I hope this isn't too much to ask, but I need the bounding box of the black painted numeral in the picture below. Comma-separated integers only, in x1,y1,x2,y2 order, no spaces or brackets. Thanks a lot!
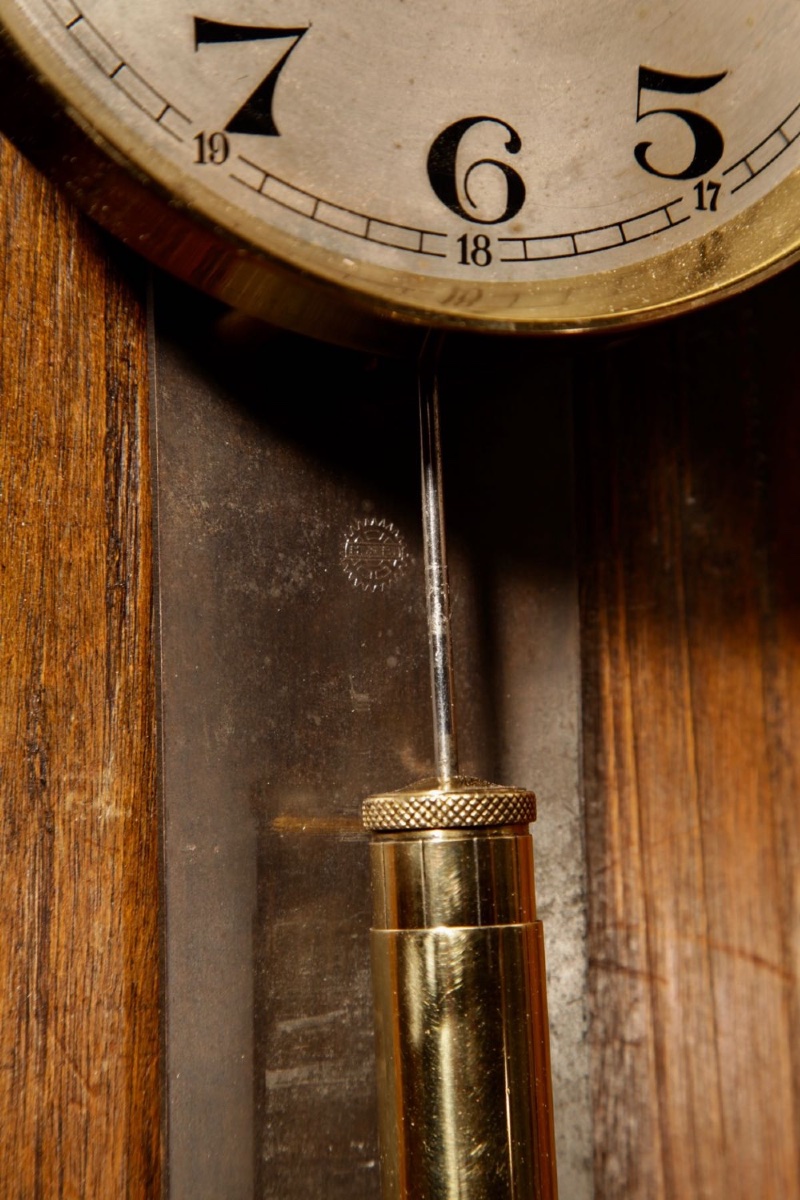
457,233,492,266
194,130,230,164
635,66,727,180
428,117,525,225
694,178,722,212
194,18,308,137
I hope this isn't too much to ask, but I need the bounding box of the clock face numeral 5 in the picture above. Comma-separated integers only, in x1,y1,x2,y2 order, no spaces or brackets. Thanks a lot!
634,67,727,180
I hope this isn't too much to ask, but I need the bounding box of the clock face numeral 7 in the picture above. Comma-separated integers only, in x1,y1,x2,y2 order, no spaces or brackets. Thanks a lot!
194,18,308,138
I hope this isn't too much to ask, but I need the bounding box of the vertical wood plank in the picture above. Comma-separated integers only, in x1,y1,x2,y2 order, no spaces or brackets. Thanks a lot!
577,269,800,1200
0,140,160,1196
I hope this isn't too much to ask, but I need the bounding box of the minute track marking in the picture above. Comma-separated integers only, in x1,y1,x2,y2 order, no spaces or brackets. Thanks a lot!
43,0,191,140
724,97,800,193
231,154,449,260
229,151,693,268
498,196,689,265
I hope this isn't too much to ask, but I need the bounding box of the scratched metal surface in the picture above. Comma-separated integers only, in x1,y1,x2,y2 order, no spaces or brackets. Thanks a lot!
152,281,592,1200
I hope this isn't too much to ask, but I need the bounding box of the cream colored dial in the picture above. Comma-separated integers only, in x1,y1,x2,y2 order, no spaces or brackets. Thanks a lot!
0,0,798,333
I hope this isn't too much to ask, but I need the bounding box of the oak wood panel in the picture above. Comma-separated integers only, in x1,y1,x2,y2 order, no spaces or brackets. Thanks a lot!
577,269,800,1200
0,139,160,1196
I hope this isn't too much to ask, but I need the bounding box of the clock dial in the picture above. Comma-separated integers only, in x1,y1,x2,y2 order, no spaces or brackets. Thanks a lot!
0,0,798,331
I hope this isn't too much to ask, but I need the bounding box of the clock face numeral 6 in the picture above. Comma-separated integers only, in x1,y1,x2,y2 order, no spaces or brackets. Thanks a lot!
0,0,798,329
427,116,526,226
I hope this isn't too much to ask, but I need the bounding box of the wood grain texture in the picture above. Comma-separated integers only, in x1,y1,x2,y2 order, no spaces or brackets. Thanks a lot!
576,268,800,1200
0,139,160,1196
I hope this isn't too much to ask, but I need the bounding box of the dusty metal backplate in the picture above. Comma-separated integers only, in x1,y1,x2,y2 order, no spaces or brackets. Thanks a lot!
152,281,592,1200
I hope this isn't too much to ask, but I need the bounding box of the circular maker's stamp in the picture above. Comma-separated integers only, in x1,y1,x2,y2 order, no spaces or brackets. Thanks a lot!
342,517,408,592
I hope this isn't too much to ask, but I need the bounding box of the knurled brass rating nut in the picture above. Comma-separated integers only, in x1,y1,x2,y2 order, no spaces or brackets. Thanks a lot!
362,776,537,832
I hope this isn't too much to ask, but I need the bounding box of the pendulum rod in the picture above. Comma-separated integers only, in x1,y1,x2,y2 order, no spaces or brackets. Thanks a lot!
418,334,458,785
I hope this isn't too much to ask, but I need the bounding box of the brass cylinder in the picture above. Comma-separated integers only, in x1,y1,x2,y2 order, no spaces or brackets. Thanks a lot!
363,780,558,1200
